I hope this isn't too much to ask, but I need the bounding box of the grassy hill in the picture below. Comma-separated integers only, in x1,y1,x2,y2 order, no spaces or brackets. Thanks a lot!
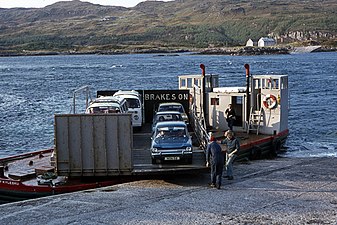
0,0,336,54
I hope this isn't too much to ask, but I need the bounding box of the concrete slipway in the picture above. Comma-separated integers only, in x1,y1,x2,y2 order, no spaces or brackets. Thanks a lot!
0,157,336,225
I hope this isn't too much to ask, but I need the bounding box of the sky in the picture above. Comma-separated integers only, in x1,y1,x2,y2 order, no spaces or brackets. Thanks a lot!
0,0,173,8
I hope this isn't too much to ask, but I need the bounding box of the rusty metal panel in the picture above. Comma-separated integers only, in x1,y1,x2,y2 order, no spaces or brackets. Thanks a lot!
80,116,94,175
55,114,133,177
68,116,82,174
118,115,133,170
54,115,69,174
105,115,119,172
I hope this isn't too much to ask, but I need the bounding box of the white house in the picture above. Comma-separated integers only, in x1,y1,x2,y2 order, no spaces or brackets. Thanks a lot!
258,37,276,47
246,39,257,46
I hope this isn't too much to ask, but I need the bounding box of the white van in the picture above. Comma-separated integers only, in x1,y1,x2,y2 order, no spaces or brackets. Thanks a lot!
113,90,143,129
86,96,128,114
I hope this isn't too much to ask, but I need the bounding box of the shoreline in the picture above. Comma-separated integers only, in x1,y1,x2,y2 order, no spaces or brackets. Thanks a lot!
1,46,336,57
0,156,336,224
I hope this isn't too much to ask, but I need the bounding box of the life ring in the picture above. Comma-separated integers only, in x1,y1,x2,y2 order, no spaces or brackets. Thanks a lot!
263,94,277,109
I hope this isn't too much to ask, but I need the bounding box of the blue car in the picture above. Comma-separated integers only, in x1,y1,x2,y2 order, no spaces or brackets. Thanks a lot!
151,121,193,164
152,111,183,132
157,102,189,124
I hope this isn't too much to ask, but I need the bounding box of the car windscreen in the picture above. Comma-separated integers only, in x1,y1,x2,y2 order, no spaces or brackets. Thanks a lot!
126,98,140,108
159,105,184,113
156,126,186,137
90,106,120,113
156,114,183,122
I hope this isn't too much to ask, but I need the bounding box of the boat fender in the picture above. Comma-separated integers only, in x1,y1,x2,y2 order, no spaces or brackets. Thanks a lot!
271,139,281,157
189,94,194,104
0,166,5,178
263,94,277,109
250,146,262,160
277,94,281,104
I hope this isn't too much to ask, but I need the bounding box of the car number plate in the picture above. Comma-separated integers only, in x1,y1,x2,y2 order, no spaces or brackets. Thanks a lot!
164,156,180,161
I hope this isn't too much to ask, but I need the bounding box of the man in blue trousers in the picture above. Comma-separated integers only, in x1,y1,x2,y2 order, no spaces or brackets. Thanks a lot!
206,135,224,189
221,130,240,180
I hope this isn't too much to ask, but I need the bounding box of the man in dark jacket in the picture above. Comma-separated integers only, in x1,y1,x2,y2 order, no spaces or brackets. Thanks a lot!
206,136,225,189
225,104,236,130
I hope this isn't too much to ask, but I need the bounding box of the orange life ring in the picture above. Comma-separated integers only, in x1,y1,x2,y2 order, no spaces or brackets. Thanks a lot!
263,94,277,109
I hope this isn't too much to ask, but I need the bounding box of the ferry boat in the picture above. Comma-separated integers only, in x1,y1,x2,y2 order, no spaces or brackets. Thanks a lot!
0,64,288,202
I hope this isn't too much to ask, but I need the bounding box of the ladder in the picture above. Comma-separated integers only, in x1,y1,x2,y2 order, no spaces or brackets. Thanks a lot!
247,107,264,135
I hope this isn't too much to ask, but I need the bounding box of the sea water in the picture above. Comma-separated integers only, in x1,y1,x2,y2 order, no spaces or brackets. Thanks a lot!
0,52,336,158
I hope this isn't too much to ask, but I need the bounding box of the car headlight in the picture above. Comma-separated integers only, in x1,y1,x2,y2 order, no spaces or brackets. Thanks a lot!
185,147,192,151
152,148,158,152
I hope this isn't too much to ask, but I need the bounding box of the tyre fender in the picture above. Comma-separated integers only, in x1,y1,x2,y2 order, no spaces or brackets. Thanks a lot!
250,146,262,160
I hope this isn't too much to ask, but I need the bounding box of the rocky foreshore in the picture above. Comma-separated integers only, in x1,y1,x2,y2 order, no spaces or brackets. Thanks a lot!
197,46,291,55
1,157,336,224
1,46,336,57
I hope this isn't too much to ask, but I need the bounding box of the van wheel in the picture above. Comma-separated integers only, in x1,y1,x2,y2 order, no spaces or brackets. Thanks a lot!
133,127,142,132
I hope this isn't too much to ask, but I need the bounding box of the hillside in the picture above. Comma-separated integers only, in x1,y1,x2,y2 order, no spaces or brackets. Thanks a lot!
0,0,336,54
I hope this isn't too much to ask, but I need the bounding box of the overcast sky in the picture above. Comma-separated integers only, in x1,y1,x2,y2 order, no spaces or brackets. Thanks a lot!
0,0,173,8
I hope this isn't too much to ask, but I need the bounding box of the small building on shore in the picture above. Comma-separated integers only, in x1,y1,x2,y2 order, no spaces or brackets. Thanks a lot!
258,37,276,47
246,39,257,47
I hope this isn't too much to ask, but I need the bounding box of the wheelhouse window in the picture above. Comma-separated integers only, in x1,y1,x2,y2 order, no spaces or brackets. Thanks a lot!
180,78,186,88
187,78,193,88
211,98,219,105
194,78,200,87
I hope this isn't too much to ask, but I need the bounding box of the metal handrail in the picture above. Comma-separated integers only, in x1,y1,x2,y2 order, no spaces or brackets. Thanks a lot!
189,85,209,150
72,85,91,114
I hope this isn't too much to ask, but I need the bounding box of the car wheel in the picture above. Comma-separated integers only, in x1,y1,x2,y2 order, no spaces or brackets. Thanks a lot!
151,158,157,164
186,158,193,164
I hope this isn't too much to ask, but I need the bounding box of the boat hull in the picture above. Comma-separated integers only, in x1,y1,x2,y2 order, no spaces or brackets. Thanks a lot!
0,176,122,202
238,129,289,160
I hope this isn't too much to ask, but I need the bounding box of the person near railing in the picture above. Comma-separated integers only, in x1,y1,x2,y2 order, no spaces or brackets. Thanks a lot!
225,104,236,130
221,130,240,180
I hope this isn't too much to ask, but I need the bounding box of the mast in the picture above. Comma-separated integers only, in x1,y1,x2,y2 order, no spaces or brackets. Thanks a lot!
200,64,208,126
244,64,250,122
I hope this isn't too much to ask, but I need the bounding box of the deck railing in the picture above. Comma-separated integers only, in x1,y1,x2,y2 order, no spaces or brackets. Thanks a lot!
189,94,209,150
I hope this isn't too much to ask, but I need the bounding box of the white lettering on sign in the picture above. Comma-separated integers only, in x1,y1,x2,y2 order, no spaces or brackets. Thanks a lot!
0,180,20,186
144,93,188,101
178,94,188,100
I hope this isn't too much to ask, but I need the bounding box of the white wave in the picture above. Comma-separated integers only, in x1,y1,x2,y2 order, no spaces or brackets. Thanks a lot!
0,94,26,109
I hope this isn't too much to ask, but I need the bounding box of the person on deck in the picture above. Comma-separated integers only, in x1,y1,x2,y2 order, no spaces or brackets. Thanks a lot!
225,104,236,131
206,136,225,189
221,130,240,180
156,130,165,138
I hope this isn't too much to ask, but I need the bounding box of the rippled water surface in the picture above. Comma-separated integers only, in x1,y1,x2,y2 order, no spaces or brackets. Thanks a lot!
0,52,336,158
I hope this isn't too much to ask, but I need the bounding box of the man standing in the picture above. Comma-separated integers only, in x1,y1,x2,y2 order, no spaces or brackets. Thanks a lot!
222,130,240,180
225,104,236,130
206,136,225,189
